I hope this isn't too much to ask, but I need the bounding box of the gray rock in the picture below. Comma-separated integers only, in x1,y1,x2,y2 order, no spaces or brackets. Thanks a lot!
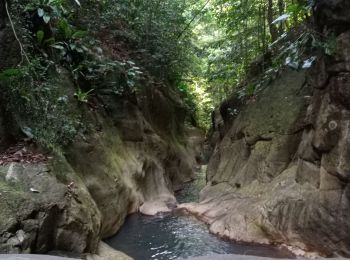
181,60,350,256
0,82,202,256
86,242,133,260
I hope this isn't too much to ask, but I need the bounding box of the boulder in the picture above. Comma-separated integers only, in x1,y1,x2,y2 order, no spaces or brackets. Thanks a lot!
0,162,101,254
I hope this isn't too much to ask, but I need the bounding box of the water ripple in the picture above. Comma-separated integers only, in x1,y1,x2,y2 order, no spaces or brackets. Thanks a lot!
106,166,294,260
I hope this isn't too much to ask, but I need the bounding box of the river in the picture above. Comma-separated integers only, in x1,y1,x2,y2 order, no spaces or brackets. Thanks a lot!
105,166,295,260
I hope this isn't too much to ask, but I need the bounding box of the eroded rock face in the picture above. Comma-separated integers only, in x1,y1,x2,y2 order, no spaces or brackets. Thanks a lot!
180,69,316,251
0,0,200,256
0,163,101,254
181,37,350,257
0,83,200,254
314,0,350,34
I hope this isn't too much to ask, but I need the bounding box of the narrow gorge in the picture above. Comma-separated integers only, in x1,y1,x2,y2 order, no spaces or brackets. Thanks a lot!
0,0,350,259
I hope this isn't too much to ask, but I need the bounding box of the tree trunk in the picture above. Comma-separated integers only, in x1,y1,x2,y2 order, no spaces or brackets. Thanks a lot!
0,0,7,29
278,0,285,34
292,0,298,25
267,0,278,42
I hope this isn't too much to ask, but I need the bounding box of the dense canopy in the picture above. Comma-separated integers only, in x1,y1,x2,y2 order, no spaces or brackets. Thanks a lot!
1,0,316,143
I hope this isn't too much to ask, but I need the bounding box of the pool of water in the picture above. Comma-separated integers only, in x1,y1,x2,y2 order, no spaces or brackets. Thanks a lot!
105,166,295,260
176,165,207,204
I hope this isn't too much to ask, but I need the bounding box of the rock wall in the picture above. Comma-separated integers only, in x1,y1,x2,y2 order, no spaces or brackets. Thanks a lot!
180,3,350,256
0,77,199,255
0,56,200,258
0,3,203,255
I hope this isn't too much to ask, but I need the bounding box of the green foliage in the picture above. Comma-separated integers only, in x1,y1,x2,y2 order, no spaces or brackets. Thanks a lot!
0,59,82,148
177,82,197,116
286,0,312,26
245,84,257,98
313,33,337,56
2,0,206,144
172,0,318,130
74,88,93,103
4,0,319,135
176,80,213,130
197,0,312,106
98,0,198,84
24,0,66,24
1,0,97,147
36,30,45,43
0,69,21,80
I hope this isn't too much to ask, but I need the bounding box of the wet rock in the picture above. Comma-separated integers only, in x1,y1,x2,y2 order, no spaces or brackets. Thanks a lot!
87,242,133,260
139,199,174,216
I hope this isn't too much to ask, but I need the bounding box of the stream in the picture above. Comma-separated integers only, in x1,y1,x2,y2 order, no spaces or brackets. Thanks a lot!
106,166,295,260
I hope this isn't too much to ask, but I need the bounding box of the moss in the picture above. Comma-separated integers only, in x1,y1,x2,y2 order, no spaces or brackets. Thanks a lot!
1,64,83,149
239,70,308,136
253,140,272,154
0,180,26,232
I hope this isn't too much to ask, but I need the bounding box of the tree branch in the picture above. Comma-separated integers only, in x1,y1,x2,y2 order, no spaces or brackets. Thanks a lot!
177,0,211,40
5,0,30,65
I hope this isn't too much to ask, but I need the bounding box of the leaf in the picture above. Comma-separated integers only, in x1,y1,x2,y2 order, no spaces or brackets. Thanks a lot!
95,47,103,54
50,43,65,50
36,30,45,43
0,68,20,80
74,0,81,6
24,3,36,12
76,47,84,53
58,19,72,39
44,37,55,45
72,30,87,39
21,126,34,139
43,15,51,24
272,14,290,24
37,8,44,17
69,43,76,50
74,88,94,103
285,57,299,69
302,56,317,69
30,188,40,193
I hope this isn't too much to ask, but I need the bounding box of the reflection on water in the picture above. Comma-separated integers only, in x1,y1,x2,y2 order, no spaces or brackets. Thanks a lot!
106,213,294,260
106,166,295,260
175,165,207,204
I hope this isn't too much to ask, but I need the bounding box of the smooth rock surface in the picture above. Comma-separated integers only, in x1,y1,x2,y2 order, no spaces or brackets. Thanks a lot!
0,76,202,254
181,59,350,256
86,242,133,260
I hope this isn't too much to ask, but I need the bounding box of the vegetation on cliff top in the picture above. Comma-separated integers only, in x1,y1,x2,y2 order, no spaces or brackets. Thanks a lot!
0,0,202,147
0,0,331,147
